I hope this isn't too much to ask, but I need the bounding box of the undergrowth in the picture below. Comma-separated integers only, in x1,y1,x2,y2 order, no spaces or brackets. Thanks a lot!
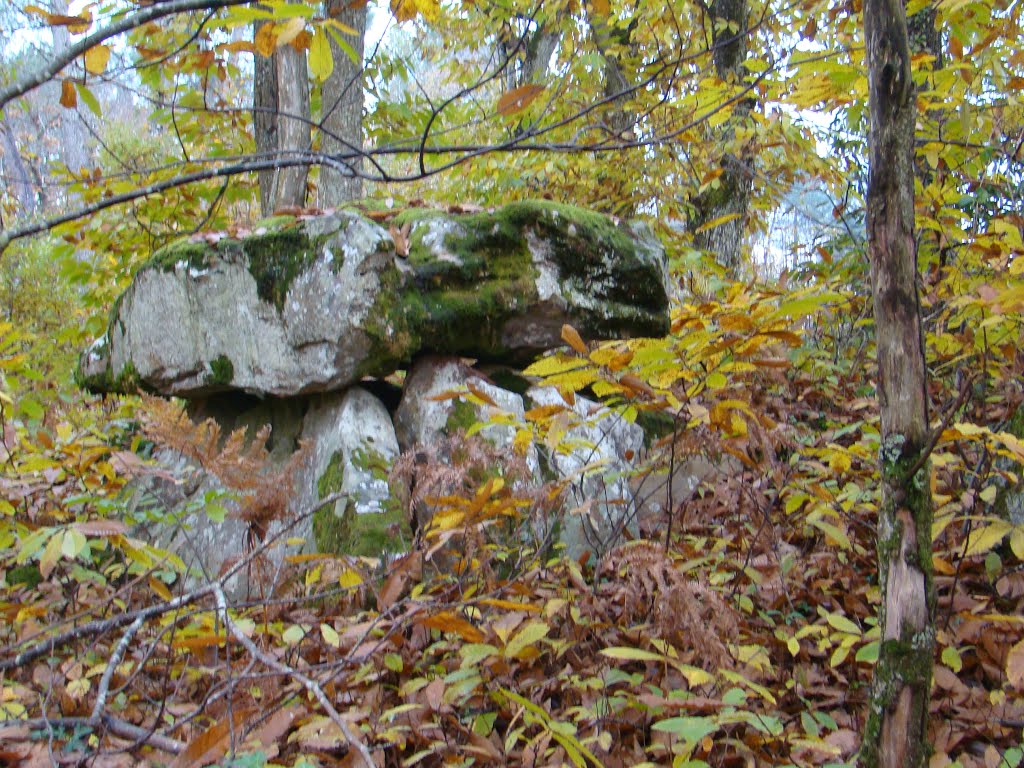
1,255,1023,768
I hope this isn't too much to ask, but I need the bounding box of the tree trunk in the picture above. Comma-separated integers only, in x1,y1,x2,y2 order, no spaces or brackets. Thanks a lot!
319,0,366,207
49,0,90,177
688,0,753,274
253,38,311,215
0,115,37,217
859,0,935,763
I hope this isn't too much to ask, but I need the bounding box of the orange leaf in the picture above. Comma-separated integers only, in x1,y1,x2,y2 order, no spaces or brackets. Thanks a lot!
620,373,654,398
59,79,77,109
24,5,91,32
467,381,498,408
419,611,485,642
254,22,276,57
496,84,546,117
217,40,255,54
561,324,588,355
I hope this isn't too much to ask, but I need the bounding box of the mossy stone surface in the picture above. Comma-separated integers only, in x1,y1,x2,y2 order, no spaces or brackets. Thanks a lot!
312,450,411,558
79,201,669,398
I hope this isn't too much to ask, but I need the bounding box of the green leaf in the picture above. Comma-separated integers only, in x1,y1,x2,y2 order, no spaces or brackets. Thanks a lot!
651,716,719,743
825,612,861,635
321,623,340,648
460,643,499,666
74,83,102,117
855,641,880,664
941,645,962,673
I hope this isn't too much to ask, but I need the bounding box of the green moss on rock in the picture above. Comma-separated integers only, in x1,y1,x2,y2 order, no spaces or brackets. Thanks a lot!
312,450,411,557
445,398,479,434
244,227,318,312
148,238,215,272
208,355,234,386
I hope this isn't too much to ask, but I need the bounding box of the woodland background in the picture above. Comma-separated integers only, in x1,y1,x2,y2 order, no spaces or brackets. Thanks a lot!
0,0,1023,766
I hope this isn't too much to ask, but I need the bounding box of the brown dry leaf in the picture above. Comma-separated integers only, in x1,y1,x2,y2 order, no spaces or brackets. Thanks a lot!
424,678,445,711
291,715,348,751
253,707,303,749
71,519,128,536
620,373,655,398
170,707,255,768
389,222,411,257
377,551,422,610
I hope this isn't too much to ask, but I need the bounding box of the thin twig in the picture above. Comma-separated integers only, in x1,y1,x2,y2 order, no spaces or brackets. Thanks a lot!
211,585,376,768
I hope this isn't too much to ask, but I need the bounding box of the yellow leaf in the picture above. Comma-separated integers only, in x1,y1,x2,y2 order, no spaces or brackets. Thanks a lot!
504,620,550,658
309,27,333,80
561,324,589,355
84,44,110,75
338,567,363,588
496,83,546,117
149,576,172,601
592,0,610,13
523,354,585,378
391,0,438,22
1011,527,1024,561
694,212,740,234
1007,638,1024,687
965,520,1013,557
39,531,62,579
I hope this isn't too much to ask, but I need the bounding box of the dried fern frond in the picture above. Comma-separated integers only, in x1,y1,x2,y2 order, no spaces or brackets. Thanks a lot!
139,395,308,538
595,540,739,671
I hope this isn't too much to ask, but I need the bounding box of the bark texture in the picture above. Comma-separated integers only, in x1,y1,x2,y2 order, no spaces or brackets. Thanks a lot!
0,115,37,216
49,0,90,177
860,0,935,763
689,0,753,274
319,0,366,207
253,40,311,215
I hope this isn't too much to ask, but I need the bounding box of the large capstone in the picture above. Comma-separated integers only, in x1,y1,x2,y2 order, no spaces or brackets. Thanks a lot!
78,201,670,398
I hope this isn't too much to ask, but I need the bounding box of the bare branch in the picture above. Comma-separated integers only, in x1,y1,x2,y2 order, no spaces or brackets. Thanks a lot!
0,0,252,112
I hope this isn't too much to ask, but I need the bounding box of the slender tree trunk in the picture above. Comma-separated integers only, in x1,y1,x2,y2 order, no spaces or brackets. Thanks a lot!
253,38,310,215
49,0,90,177
688,0,754,275
859,0,935,763
0,115,37,217
319,0,366,207
588,14,639,215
